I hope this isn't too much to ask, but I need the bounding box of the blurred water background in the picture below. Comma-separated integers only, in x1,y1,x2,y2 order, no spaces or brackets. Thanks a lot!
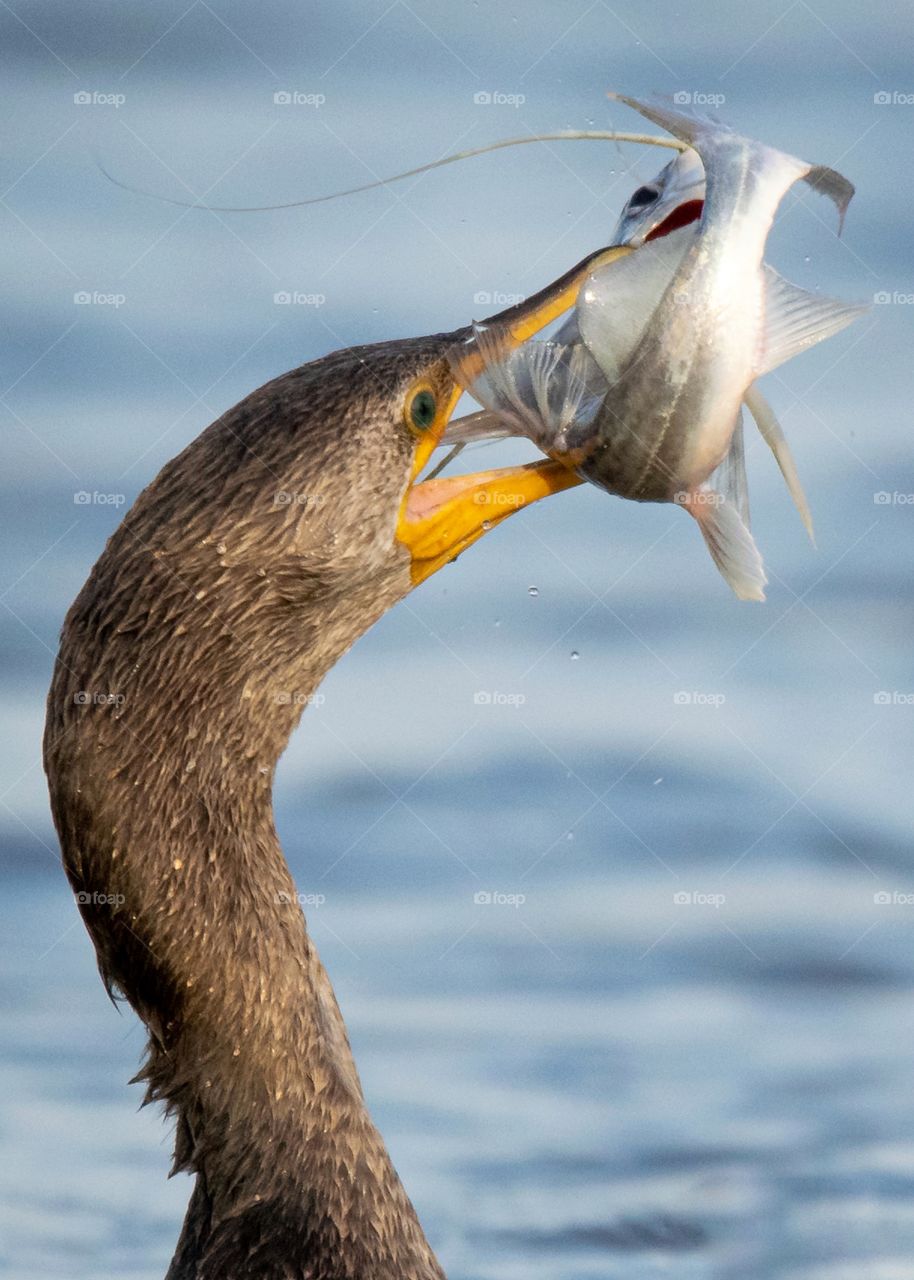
2,2,914,1277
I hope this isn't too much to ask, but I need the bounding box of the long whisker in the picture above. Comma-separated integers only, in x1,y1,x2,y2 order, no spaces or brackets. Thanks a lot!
95,131,687,213
424,442,466,481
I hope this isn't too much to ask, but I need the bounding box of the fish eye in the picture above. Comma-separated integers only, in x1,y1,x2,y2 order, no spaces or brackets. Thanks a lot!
405,385,437,434
628,185,659,209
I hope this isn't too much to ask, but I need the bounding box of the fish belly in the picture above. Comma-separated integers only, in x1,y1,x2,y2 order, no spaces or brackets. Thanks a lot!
575,332,751,504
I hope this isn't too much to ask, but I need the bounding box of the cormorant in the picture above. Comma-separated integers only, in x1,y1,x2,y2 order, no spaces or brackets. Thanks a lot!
44,247,624,1279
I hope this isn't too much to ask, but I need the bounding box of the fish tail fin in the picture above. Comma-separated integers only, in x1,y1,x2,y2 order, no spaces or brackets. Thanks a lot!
759,266,869,375
683,488,768,602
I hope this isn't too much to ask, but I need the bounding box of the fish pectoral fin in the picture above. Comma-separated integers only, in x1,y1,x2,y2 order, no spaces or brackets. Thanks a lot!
759,266,868,376
521,340,606,437
449,325,554,445
684,487,767,602
453,328,606,451
706,410,750,528
744,383,815,545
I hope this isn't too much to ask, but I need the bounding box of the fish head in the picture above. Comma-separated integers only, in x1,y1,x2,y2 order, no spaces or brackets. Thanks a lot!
608,92,855,236
612,146,705,247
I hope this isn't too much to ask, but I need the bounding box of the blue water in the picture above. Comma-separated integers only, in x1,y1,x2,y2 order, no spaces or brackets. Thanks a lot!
2,2,914,1277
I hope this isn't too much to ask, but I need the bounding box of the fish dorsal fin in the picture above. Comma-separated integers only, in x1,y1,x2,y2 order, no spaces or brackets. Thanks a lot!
744,383,815,544
758,266,868,377
684,486,767,602
706,411,750,529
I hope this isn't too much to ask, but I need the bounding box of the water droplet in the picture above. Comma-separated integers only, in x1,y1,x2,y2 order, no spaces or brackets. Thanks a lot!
804,255,811,263
215,542,226,555
653,777,664,786
528,585,539,597
570,650,579,661
566,831,574,842
494,619,501,628
482,519,491,531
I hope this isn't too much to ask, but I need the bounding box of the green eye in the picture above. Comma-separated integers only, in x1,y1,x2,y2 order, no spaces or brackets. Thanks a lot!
407,387,437,433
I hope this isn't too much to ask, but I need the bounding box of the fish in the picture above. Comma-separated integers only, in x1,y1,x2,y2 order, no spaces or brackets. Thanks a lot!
446,94,868,601
559,140,816,552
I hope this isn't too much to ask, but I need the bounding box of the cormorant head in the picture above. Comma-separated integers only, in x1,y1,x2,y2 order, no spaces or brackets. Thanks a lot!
110,251,614,619
49,249,627,768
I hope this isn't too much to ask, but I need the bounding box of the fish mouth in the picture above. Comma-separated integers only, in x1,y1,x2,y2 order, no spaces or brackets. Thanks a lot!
645,197,704,241
396,245,634,585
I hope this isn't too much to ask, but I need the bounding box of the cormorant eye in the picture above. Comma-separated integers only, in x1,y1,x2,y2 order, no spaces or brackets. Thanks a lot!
628,185,659,209
406,386,437,433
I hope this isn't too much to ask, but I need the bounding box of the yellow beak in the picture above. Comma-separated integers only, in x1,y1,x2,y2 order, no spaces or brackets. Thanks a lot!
397,243,633,584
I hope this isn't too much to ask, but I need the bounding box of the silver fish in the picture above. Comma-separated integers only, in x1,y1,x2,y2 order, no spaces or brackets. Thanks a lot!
448,95,868,601
561,143,817,550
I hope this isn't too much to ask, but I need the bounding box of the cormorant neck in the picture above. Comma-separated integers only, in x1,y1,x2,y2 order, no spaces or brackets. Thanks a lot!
45,558,444,1280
